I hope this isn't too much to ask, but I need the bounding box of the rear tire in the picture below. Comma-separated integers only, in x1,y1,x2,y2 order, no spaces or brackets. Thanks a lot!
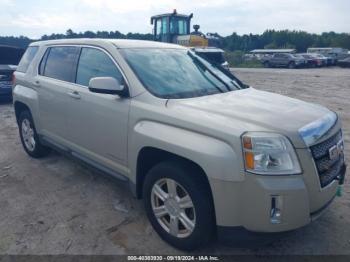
18,110,50,158
263,62,270,68
143,160,215,251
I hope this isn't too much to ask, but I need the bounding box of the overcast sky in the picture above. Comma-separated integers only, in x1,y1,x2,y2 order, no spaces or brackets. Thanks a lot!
0,0,349,38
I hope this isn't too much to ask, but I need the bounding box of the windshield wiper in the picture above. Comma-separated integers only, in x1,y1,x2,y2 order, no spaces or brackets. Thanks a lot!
212,62,248,89
188,51,231,92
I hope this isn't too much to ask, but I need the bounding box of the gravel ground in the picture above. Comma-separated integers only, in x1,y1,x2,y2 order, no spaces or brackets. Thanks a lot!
0,68,349,255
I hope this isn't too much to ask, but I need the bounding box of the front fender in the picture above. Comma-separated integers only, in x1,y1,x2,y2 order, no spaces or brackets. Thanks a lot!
129,120,242,184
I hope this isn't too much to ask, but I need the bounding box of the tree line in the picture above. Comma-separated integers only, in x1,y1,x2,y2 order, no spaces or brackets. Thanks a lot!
222,30,350,52
0,29,349,52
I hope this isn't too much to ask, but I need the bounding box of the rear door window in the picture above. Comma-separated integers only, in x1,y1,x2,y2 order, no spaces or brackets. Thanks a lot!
42,46,80,82
76,47,123,87
17,46,39,73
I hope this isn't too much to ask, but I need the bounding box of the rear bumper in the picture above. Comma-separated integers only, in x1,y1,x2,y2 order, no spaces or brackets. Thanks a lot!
0,92,12,101
0,84,13,100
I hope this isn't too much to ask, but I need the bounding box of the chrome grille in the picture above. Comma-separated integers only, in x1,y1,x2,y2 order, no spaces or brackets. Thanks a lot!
310,130,344,188
310,131,342,159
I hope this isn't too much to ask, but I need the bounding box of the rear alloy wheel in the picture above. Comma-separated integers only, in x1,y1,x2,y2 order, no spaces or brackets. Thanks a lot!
21,118,36,152
288,62,296,69
19,110,50,158
143,161,215,250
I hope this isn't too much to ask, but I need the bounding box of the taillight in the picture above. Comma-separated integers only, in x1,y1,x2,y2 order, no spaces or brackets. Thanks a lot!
11,73,15,86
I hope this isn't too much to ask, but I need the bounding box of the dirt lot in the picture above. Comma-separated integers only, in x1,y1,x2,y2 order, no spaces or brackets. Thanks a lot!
0,68,349,255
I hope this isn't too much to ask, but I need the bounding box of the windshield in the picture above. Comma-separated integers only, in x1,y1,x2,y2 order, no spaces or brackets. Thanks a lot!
170,17,189,35
121,48,245,99
314,54,324,58
292,54,303,58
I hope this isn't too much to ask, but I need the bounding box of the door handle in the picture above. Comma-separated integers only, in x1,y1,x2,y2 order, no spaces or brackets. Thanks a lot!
68,91,81,99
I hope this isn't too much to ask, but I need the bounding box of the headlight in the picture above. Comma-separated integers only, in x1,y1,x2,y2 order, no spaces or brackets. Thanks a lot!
242,132,301,175
298,111,337,147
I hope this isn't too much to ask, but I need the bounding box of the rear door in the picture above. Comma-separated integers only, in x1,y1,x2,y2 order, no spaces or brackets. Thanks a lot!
36,46,80,144
270,54,281,66
64,46,130,172
275,54,285,66
280,54,290,66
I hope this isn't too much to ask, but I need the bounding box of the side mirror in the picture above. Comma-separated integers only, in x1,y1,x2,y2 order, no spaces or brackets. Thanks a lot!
88,77,126,96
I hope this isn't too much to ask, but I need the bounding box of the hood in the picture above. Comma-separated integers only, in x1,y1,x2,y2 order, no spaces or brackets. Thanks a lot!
166,88,331,148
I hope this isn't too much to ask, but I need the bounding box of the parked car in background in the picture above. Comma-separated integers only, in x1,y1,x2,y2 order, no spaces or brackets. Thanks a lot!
311,53,335,66
299,53,325,67
337,57,350,68
298,54,318,68
193,47,229,70
0,45,24,102
0,45,24,65
322,55,336,66
294,54,316,68
0,65,17,102
308,54,328,67
307,47,349,61
262,53,307,68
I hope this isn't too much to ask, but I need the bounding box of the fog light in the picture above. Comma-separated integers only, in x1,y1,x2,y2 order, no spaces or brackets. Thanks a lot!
270,196,283,224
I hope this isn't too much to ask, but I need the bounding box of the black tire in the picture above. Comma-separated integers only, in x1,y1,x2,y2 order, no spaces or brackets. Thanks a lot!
143,160,215,251
18,110,50,158
263,61,270,68
288,62,296,69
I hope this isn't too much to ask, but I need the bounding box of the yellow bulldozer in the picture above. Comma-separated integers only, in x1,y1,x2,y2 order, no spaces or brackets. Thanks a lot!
150,10,228,69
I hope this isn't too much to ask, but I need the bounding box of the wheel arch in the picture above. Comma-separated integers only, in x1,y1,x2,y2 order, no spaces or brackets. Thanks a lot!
135,147,214,202
14,101,31,124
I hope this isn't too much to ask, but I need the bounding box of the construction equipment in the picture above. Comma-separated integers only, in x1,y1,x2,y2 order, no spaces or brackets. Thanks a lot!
150,10,228,68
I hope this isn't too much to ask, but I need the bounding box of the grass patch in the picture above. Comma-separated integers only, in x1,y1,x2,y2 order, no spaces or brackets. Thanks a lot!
224,50,263,68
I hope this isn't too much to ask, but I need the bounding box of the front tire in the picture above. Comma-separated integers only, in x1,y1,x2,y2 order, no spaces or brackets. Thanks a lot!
263,61,270,68
143,161,215,250
18,110,50,158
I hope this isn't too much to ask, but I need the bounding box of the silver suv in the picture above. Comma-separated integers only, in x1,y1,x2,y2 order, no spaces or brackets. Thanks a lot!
13,39,346,250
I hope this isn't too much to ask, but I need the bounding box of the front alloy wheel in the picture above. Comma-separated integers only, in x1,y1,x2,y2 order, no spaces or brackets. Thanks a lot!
143,161,215,250
151,178,196,238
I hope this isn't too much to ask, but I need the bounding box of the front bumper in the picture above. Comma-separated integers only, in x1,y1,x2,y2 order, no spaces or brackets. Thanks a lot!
209,159,346,233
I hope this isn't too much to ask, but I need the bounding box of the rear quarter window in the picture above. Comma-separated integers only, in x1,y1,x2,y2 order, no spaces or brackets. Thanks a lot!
17,46,39,73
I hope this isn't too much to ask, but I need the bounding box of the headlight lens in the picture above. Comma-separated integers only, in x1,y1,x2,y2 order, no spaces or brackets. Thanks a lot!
298,111,337,147
242,132,301,175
